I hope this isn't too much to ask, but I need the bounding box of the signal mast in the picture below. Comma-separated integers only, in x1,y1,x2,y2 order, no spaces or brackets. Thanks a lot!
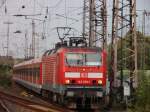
110,0,137,104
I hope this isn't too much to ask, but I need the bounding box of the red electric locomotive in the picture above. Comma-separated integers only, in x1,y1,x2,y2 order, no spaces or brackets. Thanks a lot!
13,37,107,109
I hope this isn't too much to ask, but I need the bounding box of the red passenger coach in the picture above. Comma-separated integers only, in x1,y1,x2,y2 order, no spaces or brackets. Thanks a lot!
13,58,42,93
13,37,107,109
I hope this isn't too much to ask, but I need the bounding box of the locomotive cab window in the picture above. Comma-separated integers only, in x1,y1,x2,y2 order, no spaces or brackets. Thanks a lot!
65,52,101,66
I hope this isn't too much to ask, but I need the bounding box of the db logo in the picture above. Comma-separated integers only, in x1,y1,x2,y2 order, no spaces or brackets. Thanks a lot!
80,73,88,78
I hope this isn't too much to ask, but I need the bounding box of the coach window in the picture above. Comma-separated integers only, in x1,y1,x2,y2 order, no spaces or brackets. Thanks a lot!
34,68,36,83
23,69,24,79
24,69,25,80
35,68,38,83
25,68,27,79
28,69,30,81
27,68,29,76
21,69,24,80
28,69,30,80
28,68,30,80
20,69,21,79
37,68,39,82
20,69,21,78
29,68,32,76
25,68,26,75
37,68,40,79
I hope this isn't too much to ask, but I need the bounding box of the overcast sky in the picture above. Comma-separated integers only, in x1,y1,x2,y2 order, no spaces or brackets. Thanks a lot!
0,0,150,58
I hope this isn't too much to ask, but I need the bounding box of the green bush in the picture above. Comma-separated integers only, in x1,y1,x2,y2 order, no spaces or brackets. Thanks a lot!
0,65,12,87
131,71,150,112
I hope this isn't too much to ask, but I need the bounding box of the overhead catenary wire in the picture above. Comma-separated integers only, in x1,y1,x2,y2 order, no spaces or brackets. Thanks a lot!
0,0,84,57
65,0,67,26
0,0,6,9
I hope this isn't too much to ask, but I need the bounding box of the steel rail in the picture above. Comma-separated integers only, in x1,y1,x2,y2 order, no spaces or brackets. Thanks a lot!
0,90,70,112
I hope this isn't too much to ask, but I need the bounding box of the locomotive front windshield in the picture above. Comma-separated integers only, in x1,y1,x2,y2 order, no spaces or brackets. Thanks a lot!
66,52,101,66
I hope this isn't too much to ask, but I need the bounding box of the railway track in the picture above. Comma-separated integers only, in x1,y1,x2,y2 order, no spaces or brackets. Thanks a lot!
0,100,9,112
11,83,98,112
0,90,72,112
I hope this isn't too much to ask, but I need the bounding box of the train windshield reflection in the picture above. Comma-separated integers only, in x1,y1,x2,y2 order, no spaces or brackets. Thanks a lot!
65,52,101,66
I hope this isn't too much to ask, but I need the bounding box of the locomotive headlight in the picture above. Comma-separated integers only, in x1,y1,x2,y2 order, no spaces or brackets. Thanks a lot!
65,80,70,84
98,80,102,84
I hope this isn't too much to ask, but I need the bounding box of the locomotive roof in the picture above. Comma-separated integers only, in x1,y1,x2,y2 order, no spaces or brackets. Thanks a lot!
62,46,102,50
58,47,102,53
43,46,102,56
14,47,102,68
